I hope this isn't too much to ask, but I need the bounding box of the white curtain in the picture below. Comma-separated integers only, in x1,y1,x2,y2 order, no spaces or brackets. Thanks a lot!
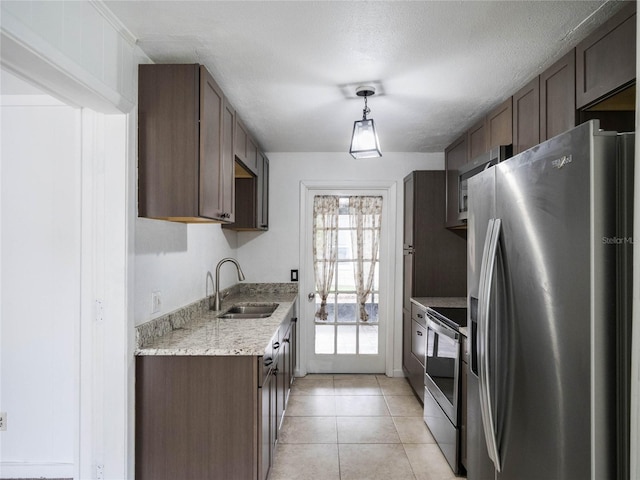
312,195,340,320
348,196,382,322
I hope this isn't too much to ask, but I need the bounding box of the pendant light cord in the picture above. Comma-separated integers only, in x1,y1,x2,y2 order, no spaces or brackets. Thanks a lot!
362,95,371,121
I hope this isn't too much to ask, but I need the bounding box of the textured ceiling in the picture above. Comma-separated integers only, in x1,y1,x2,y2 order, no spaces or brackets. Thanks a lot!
106,0,626,153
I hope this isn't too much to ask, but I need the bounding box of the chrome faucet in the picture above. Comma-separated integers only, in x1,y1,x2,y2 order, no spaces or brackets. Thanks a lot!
213,258,245,311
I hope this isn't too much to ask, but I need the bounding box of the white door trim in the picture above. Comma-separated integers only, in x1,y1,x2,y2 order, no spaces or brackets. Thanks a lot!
298,180,397,377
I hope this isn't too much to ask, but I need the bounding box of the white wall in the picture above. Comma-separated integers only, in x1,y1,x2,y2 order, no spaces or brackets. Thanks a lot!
0,0,137,112
0,91,80,478
237,151,444,375
1,2,146,478
134,220,239,325
237,152,444,281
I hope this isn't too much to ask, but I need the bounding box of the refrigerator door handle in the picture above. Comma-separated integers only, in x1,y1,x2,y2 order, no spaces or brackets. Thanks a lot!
477,218,502,472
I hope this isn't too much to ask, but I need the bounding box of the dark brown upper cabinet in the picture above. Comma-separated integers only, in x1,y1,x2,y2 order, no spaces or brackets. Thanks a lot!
138,64,234,223
486,97,513,149
235,117,259,175
540,50,576,141
224,153,269,231
512,77,540,155
444,133,468,229
467,119,487,161
257,153,269,230
576,2,636,109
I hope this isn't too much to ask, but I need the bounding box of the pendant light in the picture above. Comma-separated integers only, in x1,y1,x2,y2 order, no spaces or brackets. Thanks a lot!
349,86,382,159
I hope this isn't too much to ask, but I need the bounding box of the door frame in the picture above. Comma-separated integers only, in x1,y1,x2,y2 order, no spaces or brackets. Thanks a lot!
298,180,397,376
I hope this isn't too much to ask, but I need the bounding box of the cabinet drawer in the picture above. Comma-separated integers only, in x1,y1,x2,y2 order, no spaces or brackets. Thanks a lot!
411,303,427,327
411,319,426,367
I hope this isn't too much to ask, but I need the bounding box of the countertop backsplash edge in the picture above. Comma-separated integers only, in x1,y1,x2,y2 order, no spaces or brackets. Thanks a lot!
135,282,299,349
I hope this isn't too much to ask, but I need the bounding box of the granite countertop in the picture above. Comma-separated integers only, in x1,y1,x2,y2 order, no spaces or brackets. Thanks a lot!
410,297,467,309
135,283,298,357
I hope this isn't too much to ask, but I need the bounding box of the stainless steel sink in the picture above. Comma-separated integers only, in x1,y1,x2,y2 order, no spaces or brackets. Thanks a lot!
218,303,279,319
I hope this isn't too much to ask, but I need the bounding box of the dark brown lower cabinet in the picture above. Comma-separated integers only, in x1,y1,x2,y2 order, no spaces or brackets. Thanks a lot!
136,315,297,480
135,356,258,480
461,335,468,470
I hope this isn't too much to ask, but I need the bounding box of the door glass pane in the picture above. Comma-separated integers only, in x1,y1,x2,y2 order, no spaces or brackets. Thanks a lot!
315,325,335,354
337,325,356,354
359,325,378,354
336,293,357,323
336,262,355,291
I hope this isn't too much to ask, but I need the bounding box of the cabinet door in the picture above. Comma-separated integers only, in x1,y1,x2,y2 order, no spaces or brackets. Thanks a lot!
486,97,512,149
444,134,468,228
259,370,273,480
221,98,236,221
411,319,426,368
235,118,248,165
576,2,636,108
138,64,200,219
257,153,269,230
246,136,259,174
540,50,576,141
467,119,487,161
402,308,412,375
512,77,540,155
199,66,227,221
289,317,297,385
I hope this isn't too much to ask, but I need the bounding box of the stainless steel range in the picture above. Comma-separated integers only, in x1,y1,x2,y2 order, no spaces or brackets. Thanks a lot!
423,306,467,474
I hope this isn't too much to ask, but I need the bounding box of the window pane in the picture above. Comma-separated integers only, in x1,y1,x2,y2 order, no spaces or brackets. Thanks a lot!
315,325,335,354
359,325,378,354
337,229,352,259
316,293,336,322
364,300,379,323
337,325,356,354
337,293,357,323
337,262,355,291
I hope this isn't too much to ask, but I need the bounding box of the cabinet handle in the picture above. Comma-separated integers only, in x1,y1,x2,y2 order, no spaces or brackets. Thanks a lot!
416,330,423,336
273,341,280,349
292,317,298,323
260,224,268,228
220,212,231,219
417,313,423,318
264,357,273,366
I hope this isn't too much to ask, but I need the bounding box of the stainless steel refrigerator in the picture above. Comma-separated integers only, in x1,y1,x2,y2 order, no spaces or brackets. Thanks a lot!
466,120,633,480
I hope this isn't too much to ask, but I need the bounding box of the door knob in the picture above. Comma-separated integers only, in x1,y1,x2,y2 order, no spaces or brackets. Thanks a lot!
308,292,315,302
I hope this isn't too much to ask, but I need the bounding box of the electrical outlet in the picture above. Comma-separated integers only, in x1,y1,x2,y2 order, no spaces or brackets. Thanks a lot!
0,412,7,431
151,291,162,314
96,464,104,480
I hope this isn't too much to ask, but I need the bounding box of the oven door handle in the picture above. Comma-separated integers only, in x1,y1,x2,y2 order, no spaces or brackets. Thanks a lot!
477,218,502,472
426,318,458,341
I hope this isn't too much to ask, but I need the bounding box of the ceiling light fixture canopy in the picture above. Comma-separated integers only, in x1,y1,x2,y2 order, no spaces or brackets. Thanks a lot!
349,85,382,159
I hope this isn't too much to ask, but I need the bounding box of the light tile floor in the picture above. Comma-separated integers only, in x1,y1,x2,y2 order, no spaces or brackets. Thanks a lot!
269,374,465,480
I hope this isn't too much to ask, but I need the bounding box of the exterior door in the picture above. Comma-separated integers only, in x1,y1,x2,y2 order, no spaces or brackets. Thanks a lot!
303,189,390,374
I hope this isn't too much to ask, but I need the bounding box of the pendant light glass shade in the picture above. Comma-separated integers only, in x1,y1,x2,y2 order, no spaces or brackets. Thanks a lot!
349,85,382,159
349,118,382,158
